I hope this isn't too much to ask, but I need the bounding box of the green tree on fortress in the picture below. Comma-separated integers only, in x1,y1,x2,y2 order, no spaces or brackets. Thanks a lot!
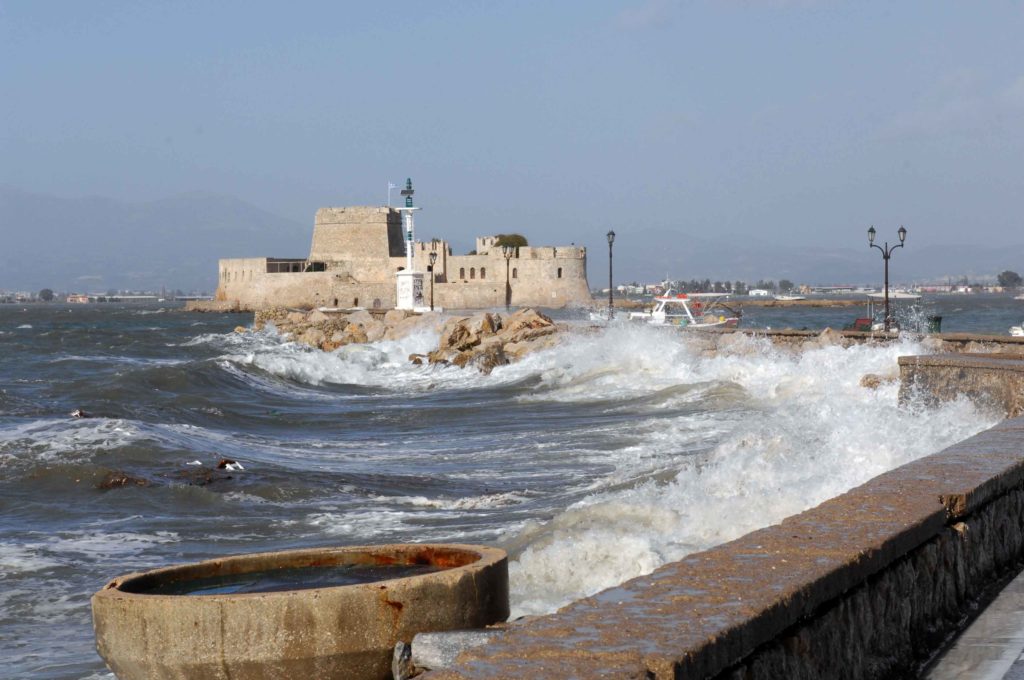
494,234,528,247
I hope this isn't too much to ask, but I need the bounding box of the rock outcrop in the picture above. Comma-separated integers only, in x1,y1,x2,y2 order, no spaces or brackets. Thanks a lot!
252,307,561,374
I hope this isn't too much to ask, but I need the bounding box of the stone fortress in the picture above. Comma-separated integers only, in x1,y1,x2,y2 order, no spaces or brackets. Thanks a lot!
214,205,591,311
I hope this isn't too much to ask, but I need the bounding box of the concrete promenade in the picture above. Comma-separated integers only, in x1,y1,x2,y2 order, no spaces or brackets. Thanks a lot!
927,567,1024,680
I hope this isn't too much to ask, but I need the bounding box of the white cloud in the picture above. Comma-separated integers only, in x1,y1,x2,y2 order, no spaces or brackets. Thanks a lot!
615,0,680,30
878,72,1024,140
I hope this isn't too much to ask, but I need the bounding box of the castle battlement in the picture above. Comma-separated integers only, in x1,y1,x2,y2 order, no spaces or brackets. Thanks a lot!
214,205,591,311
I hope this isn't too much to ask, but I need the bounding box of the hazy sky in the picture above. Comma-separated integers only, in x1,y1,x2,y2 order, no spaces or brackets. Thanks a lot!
2,1,1023,281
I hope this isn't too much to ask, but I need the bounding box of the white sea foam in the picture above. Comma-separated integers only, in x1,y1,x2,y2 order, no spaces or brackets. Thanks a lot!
49,354,186,367
16,324,32,329
0,418,140,468
175,321,997,619
222,327,488,391
0,530,179,576
500,327,999,617
305,508,431,538
0,543,62,575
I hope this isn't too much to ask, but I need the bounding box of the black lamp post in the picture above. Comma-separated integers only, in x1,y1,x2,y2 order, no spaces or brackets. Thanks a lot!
867,225,907,332
502,245,514,312
607,230,616,318
428,250,437,311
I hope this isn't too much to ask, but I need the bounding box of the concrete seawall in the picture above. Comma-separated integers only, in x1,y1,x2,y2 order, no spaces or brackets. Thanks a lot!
900,353,1024,418
426,416,1024,679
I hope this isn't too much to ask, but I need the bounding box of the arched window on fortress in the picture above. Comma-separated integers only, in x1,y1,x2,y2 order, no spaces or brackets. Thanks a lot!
460,267,465,279
480,267,486,279
470,268,476,279
512,268,518,279
557,267,563,279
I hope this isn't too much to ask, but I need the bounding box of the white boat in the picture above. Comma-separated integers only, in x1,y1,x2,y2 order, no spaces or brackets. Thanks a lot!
1011,324,1024,337
1015,294,1024,300
774,294,806,301
628,291,740,329
866,291,922,301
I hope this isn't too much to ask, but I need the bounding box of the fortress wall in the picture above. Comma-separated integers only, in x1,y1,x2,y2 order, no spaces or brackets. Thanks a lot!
441,250,590,308
216,266,397,311
212,210,590,310
216,258,269,301
428,417,1024,679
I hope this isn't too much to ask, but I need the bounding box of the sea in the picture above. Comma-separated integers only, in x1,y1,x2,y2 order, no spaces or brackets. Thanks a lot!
1,295,1021,678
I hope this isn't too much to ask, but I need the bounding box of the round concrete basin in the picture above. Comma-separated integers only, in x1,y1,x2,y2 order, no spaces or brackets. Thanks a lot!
92,543,508,680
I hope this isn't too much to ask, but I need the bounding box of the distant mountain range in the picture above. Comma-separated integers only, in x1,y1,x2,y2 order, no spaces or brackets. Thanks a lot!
0,186,1019,292
0,186,306,292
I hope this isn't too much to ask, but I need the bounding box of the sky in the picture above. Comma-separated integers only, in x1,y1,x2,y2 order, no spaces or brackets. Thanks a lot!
2,1,1023,284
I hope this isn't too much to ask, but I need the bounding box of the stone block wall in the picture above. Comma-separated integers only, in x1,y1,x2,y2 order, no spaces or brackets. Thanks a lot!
426,418,1024,679
900,353,1024,417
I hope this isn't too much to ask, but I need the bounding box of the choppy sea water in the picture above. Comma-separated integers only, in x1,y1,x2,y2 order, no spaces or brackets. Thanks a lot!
0,299,1017,678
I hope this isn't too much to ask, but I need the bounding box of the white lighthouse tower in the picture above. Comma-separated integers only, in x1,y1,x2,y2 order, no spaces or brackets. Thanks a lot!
394,178,425,310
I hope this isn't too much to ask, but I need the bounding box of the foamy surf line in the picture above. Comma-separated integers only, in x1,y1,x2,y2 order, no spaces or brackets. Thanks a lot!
500,330,1000,617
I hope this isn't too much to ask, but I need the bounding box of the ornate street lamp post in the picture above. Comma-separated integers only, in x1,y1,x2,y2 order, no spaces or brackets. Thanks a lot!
502,245,514,312
428,250,438,311
867,225,907,332
607,230,616,319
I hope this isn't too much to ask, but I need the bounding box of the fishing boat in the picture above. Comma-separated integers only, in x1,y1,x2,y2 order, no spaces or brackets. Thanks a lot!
1011,324,1024,337
628,291,740,329
774,294,807,301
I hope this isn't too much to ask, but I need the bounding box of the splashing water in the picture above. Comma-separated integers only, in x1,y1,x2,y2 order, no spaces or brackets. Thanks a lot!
0,306,999,677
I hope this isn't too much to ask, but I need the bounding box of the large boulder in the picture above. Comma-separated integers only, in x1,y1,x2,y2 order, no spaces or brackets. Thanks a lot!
469,343,509,375
384,309,411,326
307,310,330,324
438,317,474,351
438,313,502,352
385,313,443,341
364,319,387,343
343,323,369,344
297,327,326,349
501,308,552,336
347,310,374,326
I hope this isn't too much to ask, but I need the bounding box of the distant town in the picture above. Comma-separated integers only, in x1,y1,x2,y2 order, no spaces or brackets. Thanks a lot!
5,270,1021,305
597,269,1023,299
0,288,213,304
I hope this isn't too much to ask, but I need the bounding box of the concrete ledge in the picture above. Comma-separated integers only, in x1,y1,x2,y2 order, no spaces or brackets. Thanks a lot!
900,353,1024,417
427,418,1024,679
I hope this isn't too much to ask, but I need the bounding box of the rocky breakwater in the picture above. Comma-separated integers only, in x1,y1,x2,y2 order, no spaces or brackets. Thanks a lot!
252,308,561,374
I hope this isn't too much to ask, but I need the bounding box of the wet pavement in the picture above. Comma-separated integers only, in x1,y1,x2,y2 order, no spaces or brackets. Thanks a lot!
926,568,1024,680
